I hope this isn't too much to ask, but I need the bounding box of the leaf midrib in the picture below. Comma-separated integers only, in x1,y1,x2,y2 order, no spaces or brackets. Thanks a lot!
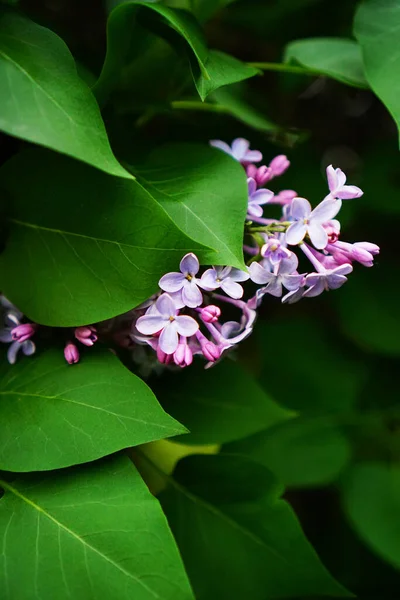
0,479,162,599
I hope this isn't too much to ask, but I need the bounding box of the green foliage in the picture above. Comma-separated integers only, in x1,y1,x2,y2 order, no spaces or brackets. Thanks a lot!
0,348,185,472
151,359,293,445
134,143,248,268
0,11,130,179
284,38,369,88
0,454,194,599
159,454,352,599
355,0,400,141
342,463,400,570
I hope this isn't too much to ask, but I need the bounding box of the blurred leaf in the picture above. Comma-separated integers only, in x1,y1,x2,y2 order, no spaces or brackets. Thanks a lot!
361,142,400,215
211,86,277,132
0,10,131,179
354,0,400,141
0,455,194,599
254,316,366,413
225,416,351,487
190,0,240,22
284,38,369,88
159,454,352,599
0,348,185,472
134,143,248,269
95,1,257,104
151,359,293,445
342,462,400,570
0,149,207,326
335,265,400,356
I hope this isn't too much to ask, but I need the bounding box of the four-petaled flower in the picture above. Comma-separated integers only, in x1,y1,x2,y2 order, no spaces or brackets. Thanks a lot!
326,165,363,200
249,253,304,298
261,236,291,265
286,197,342,249
247,177,274,218
200,266,250,299
159,253,203,308
136,293,199,354
303,264,353,297
210,138,262,164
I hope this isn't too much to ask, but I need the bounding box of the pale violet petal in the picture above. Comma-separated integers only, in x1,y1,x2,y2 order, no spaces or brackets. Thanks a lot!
209,140,232,156
247,177,257,196
303,279,325,297
156,293,177,317
326,165,337,192
231,138,250,160
282,273,304,291
308,222,328,249
180,253,199,276
265,278,283,297
244,149,263,163
249,262,272,285
168,290,185,309
336,185,363,200
159,322,179,354
159,272,185,292
220,279,244,299
291,197,312,220
182,281,203,308
22,340,36,356
247,203,263,218
251,189,274,205
326,274,348,290
175,315,199,337
229,268,250,283
0,329,13,343
199,269,219,290
278,252,298,275
221,321,242,339
333,264,353,276
7,341,21,364
336,168,347,188
310,198,342,223
286,221,307,245
136,314,166,335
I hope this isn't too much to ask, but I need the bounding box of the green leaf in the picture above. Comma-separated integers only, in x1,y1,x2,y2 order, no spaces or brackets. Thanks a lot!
134,143,248,269
342,462,400,570
284,37,369,88
354,0,400,140
95,1,257,104
0,348,186,472
159,454,352,599
225,416,351,487
0,455,194,599
0,149,206,326
0,11,131,179
210,86,277,132
151,360,293,445
335,265,400,357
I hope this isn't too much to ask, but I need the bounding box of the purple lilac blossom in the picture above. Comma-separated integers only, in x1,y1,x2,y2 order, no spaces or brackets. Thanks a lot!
261,236,291,265
200,265,250,299
0,299,36,364
303,264,353,297
159,253,203,308
246,164,273,186
210,138,262,164
286,196,342,249
249,253,304,298
246,177,274,218
325,165,363,200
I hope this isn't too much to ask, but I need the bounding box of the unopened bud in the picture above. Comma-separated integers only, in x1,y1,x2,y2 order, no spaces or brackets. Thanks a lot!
201,305,221,323
64,342,79,365
75,326,97,347
11,323,37,343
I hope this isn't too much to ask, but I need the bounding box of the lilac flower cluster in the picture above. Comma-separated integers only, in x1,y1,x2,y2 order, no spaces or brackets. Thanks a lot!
0,138,379,370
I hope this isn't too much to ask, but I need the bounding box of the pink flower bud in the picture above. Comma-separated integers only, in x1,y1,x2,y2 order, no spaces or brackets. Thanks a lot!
201,340,221,362
174,339,193,368
246,164,272,187
269,155,290,177
323,220,341,244
157,345,173,364
201,305,221,323
64,342,79,365
75,326,97,347
271,189,297,205
11,323,37,343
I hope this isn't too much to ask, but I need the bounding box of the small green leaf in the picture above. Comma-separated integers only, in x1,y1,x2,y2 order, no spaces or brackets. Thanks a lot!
95,1,257,104
0,11,131,179
284,37,369,88
0,149,206,326
211,86,277,132
354,0,400,140
159,454,352,599
134,143,248,269
0,348,186,472
342,462,400,570
225,417,351,487
0,455,194,599
151,360,293,445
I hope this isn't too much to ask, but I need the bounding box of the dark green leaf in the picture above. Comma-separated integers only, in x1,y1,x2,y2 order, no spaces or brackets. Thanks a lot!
225,417,351,487
134,143,248,269
0,348,186,472
95,1,257,104
342,462,400,570
0,149,206,326
354,0,400,139
152,359,293,445
0,11,130,178
159,454,352,599
284,37,368,88
0,455,194,599
211,86,277,132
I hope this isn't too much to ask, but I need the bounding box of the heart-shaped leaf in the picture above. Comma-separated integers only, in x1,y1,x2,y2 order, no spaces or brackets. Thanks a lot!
0,10,131,178
0,149,206,326
0,455,194,599
0,348,186,472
